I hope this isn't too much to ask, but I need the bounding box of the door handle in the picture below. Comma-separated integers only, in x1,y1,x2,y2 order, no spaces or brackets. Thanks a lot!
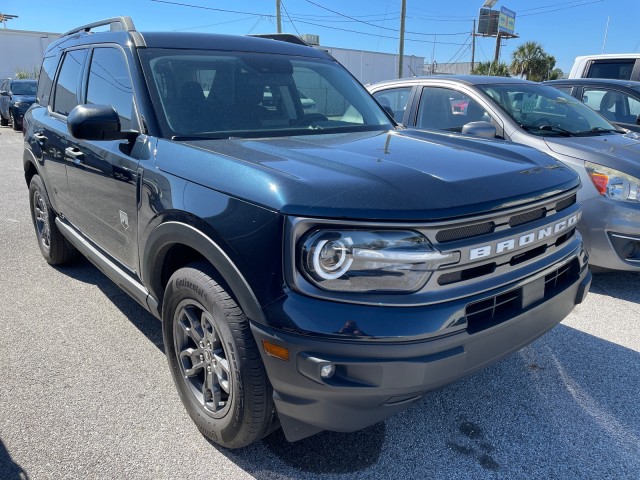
34,132,47,144
65,147,84,165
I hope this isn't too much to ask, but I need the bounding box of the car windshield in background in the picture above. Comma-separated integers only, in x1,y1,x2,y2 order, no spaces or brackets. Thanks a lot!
11,82,37,95
477,83,619,136
138,49,392,139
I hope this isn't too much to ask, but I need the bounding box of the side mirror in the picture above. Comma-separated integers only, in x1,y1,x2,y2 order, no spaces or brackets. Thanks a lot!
67,104,137,141
636,114,640,126
462,120,497,138
0,91,9,97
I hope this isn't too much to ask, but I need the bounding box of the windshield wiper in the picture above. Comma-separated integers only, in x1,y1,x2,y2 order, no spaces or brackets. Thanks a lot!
521,124,573,136
589,126,626,134
171,135,229,141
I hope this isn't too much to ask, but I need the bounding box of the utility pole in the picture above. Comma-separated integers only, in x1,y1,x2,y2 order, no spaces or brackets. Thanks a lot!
471,19,476,72
493,31,502,65
398,0,406,78
276,0,282,33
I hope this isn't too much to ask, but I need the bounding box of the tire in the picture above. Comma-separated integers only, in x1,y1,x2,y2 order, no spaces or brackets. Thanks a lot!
29,175,79,265
162,263,276,449
11,111,20,131
0,111,7,126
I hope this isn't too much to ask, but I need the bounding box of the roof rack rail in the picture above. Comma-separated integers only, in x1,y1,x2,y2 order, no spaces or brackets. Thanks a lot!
61,16,137,38
248,33,309,46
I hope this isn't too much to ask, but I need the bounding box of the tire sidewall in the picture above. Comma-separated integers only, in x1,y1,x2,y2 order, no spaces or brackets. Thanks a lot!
29,175,53,261
163,268,248,447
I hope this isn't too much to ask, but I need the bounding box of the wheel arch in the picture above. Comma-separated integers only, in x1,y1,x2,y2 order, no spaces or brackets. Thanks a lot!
143,221,266,325
23,149,39,187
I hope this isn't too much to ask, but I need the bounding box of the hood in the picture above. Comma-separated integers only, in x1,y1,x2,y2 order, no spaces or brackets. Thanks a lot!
11,94,36,104
156,129,579,221
544,132,640,177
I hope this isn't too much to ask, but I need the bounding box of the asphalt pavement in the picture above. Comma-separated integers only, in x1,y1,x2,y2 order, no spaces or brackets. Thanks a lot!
1,125,639,479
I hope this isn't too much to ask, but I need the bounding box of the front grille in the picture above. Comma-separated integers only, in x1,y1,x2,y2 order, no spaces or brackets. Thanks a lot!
465,258,579,333
433,191,576,246
509,208,545,227
555,194,576,212
436,222,494,243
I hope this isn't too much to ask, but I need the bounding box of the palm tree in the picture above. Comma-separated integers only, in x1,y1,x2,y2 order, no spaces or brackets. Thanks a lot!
510,41,546,80
471,61,511,77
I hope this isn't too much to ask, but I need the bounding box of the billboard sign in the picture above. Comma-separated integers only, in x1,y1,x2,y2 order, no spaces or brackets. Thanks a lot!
478,8,500,36
498,6,516,35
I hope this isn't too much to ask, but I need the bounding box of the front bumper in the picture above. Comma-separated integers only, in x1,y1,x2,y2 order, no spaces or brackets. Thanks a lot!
253,247,591,441
579,196,640,271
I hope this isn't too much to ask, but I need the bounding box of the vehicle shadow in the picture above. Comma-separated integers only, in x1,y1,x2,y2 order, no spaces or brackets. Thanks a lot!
220,323,640,479
590,269,640,303
52,258,640,478
53,257,164,351
0,438,29,480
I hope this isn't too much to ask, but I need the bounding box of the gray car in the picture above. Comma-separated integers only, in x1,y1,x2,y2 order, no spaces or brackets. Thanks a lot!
368,75,640,271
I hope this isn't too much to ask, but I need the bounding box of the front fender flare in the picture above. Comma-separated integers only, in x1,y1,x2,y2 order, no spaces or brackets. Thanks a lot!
142,221,266,324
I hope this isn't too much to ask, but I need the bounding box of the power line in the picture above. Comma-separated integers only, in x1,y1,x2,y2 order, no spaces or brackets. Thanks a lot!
173,16,255,32
281,1,302,37
151,0,469,45
519,0,604,17
304,0,469,36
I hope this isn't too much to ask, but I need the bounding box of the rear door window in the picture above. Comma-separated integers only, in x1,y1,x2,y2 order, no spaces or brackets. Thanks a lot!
586,60,635,80
53,49,88,116
37,55,59,106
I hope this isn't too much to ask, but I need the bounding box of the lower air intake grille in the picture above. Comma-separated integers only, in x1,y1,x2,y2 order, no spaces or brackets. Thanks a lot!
465,259,579,333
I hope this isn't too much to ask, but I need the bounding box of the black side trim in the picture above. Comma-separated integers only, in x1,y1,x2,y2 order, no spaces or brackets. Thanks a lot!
55,218,156,316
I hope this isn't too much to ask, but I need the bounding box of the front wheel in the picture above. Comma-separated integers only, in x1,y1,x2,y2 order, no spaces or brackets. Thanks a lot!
11,111,20,131
29,175,78,265
162,263,276,449
0,111,7,126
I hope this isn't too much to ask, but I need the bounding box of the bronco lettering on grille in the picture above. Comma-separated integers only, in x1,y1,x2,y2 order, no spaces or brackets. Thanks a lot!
469,212,581,261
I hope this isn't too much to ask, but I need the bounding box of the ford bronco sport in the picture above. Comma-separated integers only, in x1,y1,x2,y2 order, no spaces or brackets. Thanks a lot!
23,17,591,448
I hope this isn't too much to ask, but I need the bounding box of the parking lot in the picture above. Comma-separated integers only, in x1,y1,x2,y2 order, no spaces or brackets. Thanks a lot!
1,125,638,479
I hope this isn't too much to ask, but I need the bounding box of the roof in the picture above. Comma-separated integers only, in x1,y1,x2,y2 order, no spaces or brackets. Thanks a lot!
544,78,640,89
140,32,331,58
50,17,332,59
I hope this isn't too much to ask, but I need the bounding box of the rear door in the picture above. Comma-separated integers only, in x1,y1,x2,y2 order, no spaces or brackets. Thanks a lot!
65,45,142,272
37,48,89,216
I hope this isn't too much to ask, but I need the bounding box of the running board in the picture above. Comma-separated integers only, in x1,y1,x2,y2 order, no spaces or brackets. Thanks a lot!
55,218,160,318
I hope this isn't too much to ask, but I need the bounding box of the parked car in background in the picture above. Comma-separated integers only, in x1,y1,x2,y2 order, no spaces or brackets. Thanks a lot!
0,78,37,130
568,54,640,82
544,78,640,133
368,76,640,272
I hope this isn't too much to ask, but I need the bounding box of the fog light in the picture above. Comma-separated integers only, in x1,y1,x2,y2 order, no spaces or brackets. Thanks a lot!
320,363,335,379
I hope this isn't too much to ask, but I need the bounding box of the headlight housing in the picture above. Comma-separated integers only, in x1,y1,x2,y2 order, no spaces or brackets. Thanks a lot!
585,162,640,202
298,229,456,293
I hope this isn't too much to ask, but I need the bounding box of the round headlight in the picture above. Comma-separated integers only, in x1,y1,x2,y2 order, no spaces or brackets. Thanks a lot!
312,237,353,280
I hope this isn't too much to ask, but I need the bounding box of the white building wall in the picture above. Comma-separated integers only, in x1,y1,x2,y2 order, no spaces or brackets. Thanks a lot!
0,29,59,79
323,46,425,85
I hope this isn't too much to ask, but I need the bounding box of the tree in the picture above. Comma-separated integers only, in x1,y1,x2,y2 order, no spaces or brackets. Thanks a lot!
548,68,565,80
471,61,511,77
509,41,549,81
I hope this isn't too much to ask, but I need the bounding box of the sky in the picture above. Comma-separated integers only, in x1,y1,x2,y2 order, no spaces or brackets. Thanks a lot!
2,0,639,73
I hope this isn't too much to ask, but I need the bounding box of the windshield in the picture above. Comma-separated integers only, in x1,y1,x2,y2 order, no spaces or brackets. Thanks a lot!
11,81,37,95
138,49,392,139
477,83,619,136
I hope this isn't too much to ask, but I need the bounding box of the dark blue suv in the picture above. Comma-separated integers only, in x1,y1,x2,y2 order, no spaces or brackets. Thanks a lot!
23,17,591,448
0,78,37,130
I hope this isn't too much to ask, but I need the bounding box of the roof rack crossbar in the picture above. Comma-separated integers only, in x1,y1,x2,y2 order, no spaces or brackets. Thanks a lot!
61,16,136,38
